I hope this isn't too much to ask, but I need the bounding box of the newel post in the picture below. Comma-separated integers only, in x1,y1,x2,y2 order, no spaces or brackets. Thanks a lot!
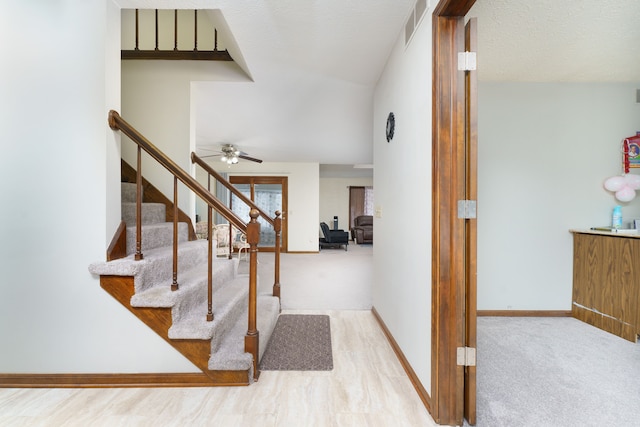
273,211,282,298
245,209,261,381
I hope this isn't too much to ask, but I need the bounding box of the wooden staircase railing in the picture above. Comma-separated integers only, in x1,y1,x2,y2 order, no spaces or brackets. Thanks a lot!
191,153,282,299
122,9,233,62
108,110,261,380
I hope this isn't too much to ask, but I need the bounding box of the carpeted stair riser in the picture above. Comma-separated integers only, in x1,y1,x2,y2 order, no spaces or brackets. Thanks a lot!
256,294,280,361
121,182,138,203
125,222,189,255
121,182,167,226
166,260,240,327
121,202,167,226
209,294,281,371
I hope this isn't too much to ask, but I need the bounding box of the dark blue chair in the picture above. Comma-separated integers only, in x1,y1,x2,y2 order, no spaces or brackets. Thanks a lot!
319,222,349,251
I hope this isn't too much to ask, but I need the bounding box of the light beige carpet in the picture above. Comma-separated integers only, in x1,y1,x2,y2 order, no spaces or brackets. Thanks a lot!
239,243,373,310
468,316,640,427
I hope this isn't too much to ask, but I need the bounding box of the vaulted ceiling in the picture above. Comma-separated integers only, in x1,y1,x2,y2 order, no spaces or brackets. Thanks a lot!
190,0,417,167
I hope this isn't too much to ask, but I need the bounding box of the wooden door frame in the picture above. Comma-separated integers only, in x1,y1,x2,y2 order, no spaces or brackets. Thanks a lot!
348,186,366,232
463,17,478,425
431,0,477,425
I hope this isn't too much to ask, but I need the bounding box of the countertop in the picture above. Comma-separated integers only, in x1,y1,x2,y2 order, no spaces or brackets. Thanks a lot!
570,228,640,238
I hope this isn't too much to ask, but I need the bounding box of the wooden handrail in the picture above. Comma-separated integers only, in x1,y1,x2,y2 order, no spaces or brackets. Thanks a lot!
109,110,246,234
191,153,275,227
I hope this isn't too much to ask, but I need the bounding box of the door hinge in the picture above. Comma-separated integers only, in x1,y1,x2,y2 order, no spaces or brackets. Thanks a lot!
457,347,476,366
458,51,477,71
457,200,477,219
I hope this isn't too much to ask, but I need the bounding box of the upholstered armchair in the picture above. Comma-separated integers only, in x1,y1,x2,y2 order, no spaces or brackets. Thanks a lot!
195,221,209,240
351,215,373,244
213,224,237,257
195,222,237,257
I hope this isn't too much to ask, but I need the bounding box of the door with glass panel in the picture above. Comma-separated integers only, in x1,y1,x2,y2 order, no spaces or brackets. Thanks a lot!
229,176,288,252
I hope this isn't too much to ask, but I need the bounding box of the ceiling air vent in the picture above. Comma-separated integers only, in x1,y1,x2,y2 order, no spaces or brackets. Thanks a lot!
405,0,429,46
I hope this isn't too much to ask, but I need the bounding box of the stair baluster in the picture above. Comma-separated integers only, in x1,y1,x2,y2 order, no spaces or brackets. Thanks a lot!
135,145,143,260
194,10,198,51
273,211,282,298
171,176,179,291
245,209,260,381
173,10,178,51
207,186,214,321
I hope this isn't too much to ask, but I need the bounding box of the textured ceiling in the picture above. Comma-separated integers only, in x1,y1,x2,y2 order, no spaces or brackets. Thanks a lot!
467,0,640,82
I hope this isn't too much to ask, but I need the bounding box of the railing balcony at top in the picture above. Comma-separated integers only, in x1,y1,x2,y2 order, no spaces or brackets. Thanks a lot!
108,110,261,380
121,9,233,61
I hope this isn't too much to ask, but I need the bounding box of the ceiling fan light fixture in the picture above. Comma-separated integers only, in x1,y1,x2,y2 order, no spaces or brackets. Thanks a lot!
200,143,261,164
220,144,240,165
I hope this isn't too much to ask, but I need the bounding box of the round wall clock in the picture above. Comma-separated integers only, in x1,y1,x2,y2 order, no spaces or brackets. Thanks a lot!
386,112,395,142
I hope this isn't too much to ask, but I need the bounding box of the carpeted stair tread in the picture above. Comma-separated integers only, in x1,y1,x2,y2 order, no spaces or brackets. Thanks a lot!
88,239,212,294
88,239,208,276
208,294,280,372
130,257,237,308
125,222,190,255
168,275,249,340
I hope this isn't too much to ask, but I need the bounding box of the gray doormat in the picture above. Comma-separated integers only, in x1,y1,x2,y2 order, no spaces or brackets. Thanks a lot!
259,314,333,371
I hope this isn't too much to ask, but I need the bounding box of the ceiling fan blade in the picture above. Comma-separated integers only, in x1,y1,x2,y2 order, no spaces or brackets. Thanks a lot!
238,154,263,163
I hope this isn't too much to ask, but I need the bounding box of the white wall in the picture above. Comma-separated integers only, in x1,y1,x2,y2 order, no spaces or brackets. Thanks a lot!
373,12,433,392
121,60,250,216
319,177,373,231
478,82,640,310
195,161,320,252
0,0,199,373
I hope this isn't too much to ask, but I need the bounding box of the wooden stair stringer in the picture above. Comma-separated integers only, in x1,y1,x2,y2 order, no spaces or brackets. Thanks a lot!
99,274,250,386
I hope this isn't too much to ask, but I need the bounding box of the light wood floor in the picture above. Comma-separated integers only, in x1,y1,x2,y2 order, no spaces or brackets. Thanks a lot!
0,310,439,427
